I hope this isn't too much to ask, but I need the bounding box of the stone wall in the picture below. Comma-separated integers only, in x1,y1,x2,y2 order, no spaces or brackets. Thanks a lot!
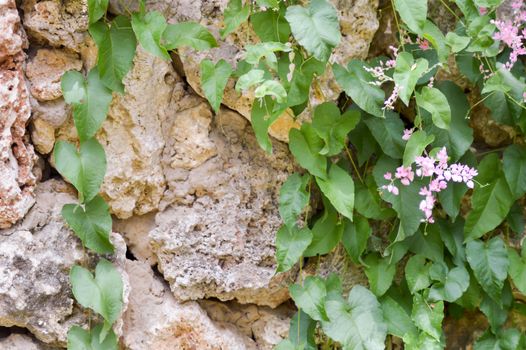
0,0,505,348
0,0,379,347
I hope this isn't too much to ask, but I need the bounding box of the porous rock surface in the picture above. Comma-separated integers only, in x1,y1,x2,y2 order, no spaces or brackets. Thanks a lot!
0,180,129,347
122,260,257,349
0,333,57,350
0,0,37,229
152,106,296,307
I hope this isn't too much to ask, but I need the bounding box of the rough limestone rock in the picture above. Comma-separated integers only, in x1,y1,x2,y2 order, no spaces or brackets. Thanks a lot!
113,212,158,265
55,47,176,219
0,0,37,229
0,180,129,346
21,0,89,52
122,260,257,350
108,0,379,142
0,0,27,63
0,333,57,350
152,106,295,307
26,49,83,102
200,300,295,350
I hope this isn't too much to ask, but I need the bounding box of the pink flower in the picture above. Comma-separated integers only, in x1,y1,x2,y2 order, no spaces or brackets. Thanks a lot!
384,172,392,180
402,128,413,141
479,7,487,15
395,166,414,186
417,38,430,51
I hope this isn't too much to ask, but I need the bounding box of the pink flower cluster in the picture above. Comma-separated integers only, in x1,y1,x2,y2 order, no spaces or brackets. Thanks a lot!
381,142,478,223
491,0,526,69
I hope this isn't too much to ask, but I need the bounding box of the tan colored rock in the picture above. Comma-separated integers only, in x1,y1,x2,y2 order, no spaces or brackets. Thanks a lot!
26,49,82,101
0,180,129,346
0,334,57,350
0,5,37,229
153,106,295,307
30,97,70,128
201,300,295,350
30,118,55,154
122,260,257,350
113,212,158,265
0,0,28,64
21,0,89,52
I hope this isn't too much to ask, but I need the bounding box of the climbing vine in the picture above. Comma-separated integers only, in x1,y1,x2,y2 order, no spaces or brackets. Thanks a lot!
53,0,526,348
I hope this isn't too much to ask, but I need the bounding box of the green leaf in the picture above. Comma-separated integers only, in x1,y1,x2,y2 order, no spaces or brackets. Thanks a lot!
466,237,509,304
315,164,354,221
289,276,328,322
288,311,317,350
61,69,113,141
422,20,450,63
250,96,285,153
279,173,310,228
285,0,340,62
322,286,387,350
220,0,250,38
289,125,327,179
89,16,137,93
342,215,371,264
251,9,291,43
445,32,470,53
61,71,86,105
53,139,107,203
411,293,444,341
333,62,385,118
354,176,395,220
429,265,470,302
131,11,170,60
245,42,291,68
254,80,287,103
503,145,526,200
364,254,396,297
416,87,451,130
163,22,217,51
312,103,360,156
393,0,427,34
403,331,444,350
67,324,118,350
303,201,343,256
474,328,526,350
276,225,312,273
70,259,123,340
200,59,232,113
480,282,512,333
235,69,265,92
403,130,435,167
438,219,466,265
508,247,526,295
381,296,418,338
465,154,514,241
393,52,429,106
423,81,473,162
62,195,113,254
88,0,108,24
405,255,432,294
364,111,405,159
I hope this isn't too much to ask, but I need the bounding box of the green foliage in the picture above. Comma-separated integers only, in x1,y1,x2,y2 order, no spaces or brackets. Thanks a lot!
66,1,526,348
89,16,137,93
62,196,114,254
70,259,123,341
285,0,340,62
61,69,113,141
67,324,118,350
53,139,107,203
199,59,232,113
163,22,217,51
131,11,170,60
220,0,250,38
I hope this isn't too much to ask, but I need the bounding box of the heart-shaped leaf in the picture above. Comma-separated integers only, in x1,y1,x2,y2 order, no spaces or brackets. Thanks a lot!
163,22,217,51
53,139,107,203
200,59,232,113
62,195,113,254
67,324,118,350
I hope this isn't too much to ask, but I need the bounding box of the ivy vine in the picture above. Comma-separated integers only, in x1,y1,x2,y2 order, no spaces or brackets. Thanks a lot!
53,0,526,348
